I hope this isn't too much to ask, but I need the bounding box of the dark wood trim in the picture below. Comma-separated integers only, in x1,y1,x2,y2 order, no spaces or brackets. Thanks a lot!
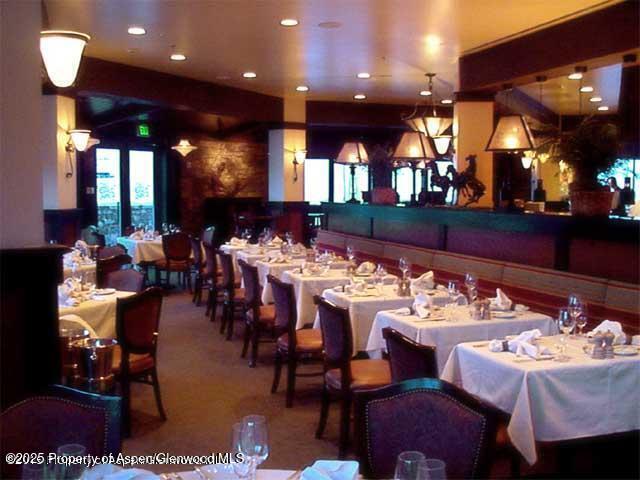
496,88,559,126
454,91,496,102
44,57,284,123
459,2,640,91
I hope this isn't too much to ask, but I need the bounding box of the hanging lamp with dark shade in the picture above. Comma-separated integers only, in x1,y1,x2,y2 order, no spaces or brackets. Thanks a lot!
485,115,536,152
335,142,369,203
392,132,436,206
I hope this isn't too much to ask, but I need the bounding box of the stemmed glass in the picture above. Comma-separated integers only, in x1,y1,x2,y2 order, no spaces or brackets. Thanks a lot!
576,312,588,337
567,293,583,337
417,459,447,480
285,231,294,245
232,423,253,480
395,451,426,480
447,280,460,310
464,273,478,303
55,444,86,480
238,415,269,480
555,308,576,362
399,257,411,279
346,245,355,262
374,264,387,296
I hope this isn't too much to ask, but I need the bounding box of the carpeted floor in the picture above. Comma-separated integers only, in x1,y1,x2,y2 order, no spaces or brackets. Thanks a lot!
123,289,338,474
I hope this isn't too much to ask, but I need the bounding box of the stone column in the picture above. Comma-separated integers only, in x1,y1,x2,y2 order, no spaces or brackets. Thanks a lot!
453,93,495,208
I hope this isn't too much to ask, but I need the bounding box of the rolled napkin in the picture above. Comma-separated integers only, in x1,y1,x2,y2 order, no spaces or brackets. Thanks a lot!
268,255,288,263
129,230,143,240
490,288,513,311
393,307,412,316
301,460,359,480
489,329,550,358
410,271,435,294
345,281,367,294
229,237,246,246
356,261,376,274
587,320,627,345
271,235,283,244
82,463,158,480
412,292,433,319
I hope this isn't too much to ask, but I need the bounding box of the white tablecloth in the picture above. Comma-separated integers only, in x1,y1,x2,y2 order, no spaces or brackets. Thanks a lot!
178,469,295,480
117,237,164,264
257,259,304,303
367,306,557,373
314,284,415,352
59,291,135,338
63,262,96,283
441,336,640,465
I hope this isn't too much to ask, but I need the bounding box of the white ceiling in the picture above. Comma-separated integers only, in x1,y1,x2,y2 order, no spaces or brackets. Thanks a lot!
45,0,619,107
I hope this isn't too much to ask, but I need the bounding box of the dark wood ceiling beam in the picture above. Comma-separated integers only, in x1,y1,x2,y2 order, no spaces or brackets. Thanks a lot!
496,88,559,126
44,57,283,123
459,1,640,91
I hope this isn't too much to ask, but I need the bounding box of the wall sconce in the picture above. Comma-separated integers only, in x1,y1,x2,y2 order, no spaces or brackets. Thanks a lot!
285,148,306,182
64,129,99,178
172,139,198,157
40,30,90,87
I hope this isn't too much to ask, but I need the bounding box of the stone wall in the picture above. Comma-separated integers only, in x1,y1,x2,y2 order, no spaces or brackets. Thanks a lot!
179,134,268,233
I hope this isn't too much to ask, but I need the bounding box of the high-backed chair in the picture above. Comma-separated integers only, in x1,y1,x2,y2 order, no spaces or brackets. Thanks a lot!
203,244,223,320
97,244,127,260
201,226,216,248
156,232,192,290
0,385,121,478
314,296,391,458
190,236,204,304
218,251,245,338
269,275,323,407
96,254,132,288
382,327,437,382
353,378,499,479
113,287,166,435
238,259,276,366
104,269,145,293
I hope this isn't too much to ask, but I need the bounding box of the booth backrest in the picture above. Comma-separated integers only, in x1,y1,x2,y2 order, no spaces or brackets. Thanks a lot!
317,230,639,334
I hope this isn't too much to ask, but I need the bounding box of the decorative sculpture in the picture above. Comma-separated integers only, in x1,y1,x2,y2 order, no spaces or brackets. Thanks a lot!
448,155,486,206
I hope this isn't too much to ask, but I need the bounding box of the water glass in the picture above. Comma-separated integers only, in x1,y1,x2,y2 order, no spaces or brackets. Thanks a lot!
55,444,86,480
555,308,575,362
399,256,411,279
232,422,253,479
576,313,588,337
22,463,52,480
240,415,269,479
567,293,583,334
395,451,426,480
417,459,447,480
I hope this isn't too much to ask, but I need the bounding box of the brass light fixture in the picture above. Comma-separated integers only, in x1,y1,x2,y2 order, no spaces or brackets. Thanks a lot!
285,148,306,182
335,142,368,203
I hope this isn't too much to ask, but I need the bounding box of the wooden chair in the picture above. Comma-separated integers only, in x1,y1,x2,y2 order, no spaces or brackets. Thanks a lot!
203,244,223,320
353,378,499,479
104,269,145,293
97,244,127,260
96,254,132,288
382,327,438,382
201,226,216,248
81,225,106,247
190,236,204,304
238,259,277,367
269,275,323,407
1,384,121,478
156,233,192,290
314,296,391,458
112,287,166,435
218,251,245,339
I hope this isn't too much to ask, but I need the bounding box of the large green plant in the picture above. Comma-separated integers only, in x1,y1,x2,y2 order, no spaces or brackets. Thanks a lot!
557,116,619,190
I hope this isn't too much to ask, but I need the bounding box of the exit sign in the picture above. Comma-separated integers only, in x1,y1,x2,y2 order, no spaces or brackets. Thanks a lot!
137,124,150,137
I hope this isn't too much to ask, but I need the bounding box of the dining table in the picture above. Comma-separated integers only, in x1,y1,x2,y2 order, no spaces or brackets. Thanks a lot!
367,305,556,372
117,236,165,264
58,290,135,338
62,261,96,283
441,335,640,465
175,468,295,480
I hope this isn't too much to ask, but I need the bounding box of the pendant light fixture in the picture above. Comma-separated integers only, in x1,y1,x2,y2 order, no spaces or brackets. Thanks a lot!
40,30,90,87
521,75,547,168
172,139,198,157
486,84,536,152
335,142,368,203
392,131,436,206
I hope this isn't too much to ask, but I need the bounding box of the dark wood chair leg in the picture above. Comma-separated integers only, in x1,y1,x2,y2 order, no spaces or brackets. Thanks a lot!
219,301,228,334
241,321,251,358
285,356,297,408
186,270,192,293
316,384,330,439
249,323,260,367
271,349,283,393
338,394,352,459
209,287,219,322
205,286,212,316
151,367,167,421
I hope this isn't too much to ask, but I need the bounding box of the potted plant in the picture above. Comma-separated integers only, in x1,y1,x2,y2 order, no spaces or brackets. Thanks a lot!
368,144,398,205
556,116,619,216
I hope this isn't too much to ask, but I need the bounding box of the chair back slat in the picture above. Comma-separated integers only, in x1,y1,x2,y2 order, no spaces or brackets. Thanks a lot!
269,275,296,335
190,236,203,269
218,251,234,288
202,226,216,248
162,233,191,261
116,287,163,353
315,296,353,367
353,378,498,480
238,259,260,306
96,254,132,288
383,327,438,382
203,244,218,277
97,244,127,260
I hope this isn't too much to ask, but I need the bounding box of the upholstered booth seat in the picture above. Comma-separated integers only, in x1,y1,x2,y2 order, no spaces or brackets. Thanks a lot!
325,359,391,390
277,328,323,352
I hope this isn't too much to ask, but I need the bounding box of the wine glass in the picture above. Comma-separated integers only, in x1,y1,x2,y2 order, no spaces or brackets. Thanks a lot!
399,257,411,279
285,231,294,245
22,463,51,480
239,415,269,480
232,422,253,480
395,451,426,480
576,312,588,337
346,245,355,263
417,459,447,480
555,308,576,362
374,264,387,295
447,280,460,309
464,273,478,302
567,293,583,337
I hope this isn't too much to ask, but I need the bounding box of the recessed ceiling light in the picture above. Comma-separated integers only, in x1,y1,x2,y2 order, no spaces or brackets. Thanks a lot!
441,99,453,104
357,72,371,79
170,53,186,61
419,90,432,96
580,86,594,93
567,72,583,80
597,106,609,111
280,18,299,27
589,96,602,102
296,85,309,92
353,94,366,100
128,26,146,35
242,71,257,78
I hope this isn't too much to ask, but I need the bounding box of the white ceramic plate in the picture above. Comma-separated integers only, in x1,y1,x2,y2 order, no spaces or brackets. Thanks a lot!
614,345,638,356
93,288,116,295
493,311,516,319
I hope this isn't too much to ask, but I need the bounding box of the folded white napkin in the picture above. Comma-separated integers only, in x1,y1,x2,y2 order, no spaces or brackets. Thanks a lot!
82,463,158,480
393,307,412,316
301,460,359,480
268,255,288,263
229,237,247,246
412,292,433,319
129,230,144,240
410,271,435,294
489,329,549,358
490,288,513,311
58,279,81,307
514,303,529,312
632,335,640,346
356,261,376,274
271,235,283,244
587,320,627,345
345,281,367,294
74,240,89,256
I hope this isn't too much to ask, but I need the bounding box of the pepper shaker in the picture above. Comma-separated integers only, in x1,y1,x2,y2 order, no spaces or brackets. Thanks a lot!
603,330,615,359
592,332,605,359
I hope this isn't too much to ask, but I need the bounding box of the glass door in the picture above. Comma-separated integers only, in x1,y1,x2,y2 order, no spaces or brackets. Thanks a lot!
96,148,121,245
129,150,155,231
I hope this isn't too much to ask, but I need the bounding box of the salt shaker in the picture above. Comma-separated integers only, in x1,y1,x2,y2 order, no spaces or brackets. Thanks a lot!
592,332,605,359
471,301,483,320
603,330,615,359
